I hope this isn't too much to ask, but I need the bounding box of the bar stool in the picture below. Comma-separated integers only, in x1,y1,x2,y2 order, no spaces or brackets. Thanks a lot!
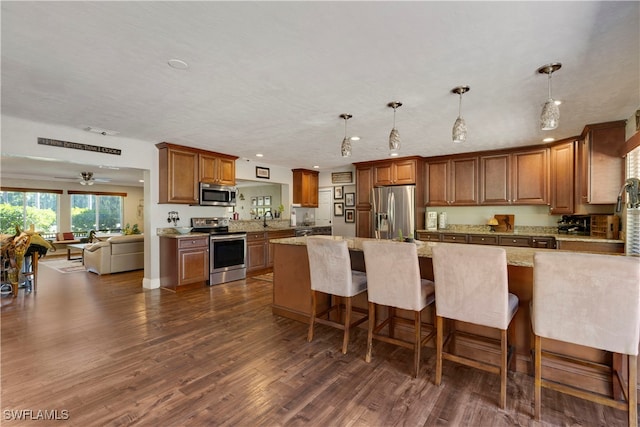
306,237,368,354
431,243,518,409
361,240,435,377
532,252,640,426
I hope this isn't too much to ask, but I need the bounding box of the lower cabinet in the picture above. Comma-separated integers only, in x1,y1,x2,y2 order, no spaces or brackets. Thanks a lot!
267,229,295,266
417,231,557,249
247,232,267,274
160,236,209,290
556,240,624,253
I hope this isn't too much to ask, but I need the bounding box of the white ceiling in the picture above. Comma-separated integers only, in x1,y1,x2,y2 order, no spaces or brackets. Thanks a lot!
1,1,639,185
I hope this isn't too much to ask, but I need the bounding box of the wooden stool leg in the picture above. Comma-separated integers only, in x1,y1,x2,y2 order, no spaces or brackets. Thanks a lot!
500,329,507,410
534,335,542,420
342,296,352,354
307,290,317,342
630,354,637,427
365,302,375,363
435,315,444,386
414,310,421,378
389,307,395,339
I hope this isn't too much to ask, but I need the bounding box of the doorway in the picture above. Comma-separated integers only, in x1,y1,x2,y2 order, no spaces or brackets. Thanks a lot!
316,188,332,226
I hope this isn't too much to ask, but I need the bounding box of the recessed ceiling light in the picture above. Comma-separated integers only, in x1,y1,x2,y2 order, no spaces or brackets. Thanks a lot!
390,152,399,157
139,179,145,183
350,136,360,141
543,137,555,142
256,153,264,157
168,59,189,70
85,126,119,136
554,99,562,106
313,165,320,169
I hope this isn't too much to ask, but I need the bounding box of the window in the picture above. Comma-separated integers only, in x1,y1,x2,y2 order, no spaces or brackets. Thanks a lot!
70,192,124,232
0,188,60,234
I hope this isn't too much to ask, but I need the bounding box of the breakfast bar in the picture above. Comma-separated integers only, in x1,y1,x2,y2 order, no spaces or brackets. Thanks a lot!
271,235,636,398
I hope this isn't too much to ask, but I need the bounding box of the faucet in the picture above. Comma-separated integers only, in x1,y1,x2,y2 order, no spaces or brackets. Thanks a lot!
263,210,273,227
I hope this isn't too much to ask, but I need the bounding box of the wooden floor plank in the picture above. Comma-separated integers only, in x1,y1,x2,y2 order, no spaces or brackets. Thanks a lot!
0,263,634,426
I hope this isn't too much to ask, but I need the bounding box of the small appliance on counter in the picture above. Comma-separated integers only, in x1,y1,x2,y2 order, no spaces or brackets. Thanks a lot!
557,215,590,235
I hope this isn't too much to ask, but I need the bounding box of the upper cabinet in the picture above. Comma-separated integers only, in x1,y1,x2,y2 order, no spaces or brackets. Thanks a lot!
578,121,626,205
199,153,236,186
292,168,319,207
549,139,576,214
426,156,478,206
479,147,548,205
157,142,238,204
373,158,418,186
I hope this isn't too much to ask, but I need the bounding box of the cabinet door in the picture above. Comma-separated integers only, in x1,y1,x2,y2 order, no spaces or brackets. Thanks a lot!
199,153,219,183
511,148,548,205
217,157,236,186
178,247,208,285
499,236,531,247
426,160,449,206
166,148,199,204
450,157,478,205
393,159,417,185
356,166,374,207
373,162,393,186
550,141,575,214
293,169,319,207
356,208,372,238
416,232,441,242
585,124,625,204
247,241,267,272
480,153,510,205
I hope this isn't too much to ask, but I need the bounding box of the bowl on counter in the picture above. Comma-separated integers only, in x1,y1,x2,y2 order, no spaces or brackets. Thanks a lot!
173,227,193,234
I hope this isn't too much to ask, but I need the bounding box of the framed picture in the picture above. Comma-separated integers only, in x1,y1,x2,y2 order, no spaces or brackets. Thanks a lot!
334,202,344,216
251,197,257,206
334,186,343,200
257,208,264,217
264,196,271,206
345,192,355,207
257,196,264,206
345,209,355,223
256,166,270,179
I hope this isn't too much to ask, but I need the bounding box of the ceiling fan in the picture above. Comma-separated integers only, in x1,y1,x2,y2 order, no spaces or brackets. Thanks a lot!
54,171,112,185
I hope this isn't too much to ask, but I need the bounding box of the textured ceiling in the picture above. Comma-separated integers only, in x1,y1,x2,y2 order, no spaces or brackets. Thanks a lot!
1,1,639,184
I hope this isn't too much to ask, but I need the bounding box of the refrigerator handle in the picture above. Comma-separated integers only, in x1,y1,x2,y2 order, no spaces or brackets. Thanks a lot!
388,191,395,239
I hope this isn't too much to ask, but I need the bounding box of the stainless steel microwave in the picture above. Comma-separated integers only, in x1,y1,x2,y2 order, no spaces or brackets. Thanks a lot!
199,183,237,206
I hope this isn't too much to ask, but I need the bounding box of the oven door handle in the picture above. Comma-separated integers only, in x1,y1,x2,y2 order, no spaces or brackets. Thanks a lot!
209,234,247,241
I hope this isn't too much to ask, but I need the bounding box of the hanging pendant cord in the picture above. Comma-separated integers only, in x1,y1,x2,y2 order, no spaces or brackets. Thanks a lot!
548,72,553,99
458,92,463,117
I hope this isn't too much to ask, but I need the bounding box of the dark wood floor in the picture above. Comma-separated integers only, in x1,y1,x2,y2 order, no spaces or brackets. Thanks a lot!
1,259,633,426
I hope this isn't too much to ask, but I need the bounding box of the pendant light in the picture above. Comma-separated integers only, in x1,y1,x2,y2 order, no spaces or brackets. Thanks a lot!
340,114,353,157
387,101,402,152
451,86,470,143
537,62,562,131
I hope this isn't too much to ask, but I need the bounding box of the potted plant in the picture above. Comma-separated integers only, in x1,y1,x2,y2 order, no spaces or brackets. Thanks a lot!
275,204,284,219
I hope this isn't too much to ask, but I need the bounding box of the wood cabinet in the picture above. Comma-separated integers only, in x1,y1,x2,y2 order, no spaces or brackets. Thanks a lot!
480,147,548,205
292,169,319,207
267,229,295,267
247,231,268,274
355,166,374,238
426,156,478,206
373,158,418,186
418,231,556,249
468,234,499,245
158,144,199,204
556,240,624,253
160,236,209,290
578,121,626,205
199,153,236,186
549,140,576,214
157,142,238,204
416,231,441,242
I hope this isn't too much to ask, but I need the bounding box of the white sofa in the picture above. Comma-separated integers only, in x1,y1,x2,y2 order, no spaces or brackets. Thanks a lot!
84,234,144,275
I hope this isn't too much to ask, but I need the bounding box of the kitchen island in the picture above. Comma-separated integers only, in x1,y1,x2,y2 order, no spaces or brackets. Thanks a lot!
271,235,636,398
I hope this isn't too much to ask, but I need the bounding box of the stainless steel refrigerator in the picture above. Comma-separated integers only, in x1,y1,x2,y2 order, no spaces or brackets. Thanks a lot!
372,185,416,240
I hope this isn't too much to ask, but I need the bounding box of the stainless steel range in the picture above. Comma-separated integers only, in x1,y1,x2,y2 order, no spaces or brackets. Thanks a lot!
191,217,246,286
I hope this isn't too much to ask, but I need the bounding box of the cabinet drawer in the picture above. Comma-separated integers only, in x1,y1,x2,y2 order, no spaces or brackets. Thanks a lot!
499,236,530,247
417,232,441,242
441,234,467,244
178,237,208,249
531,237,556,249
468,235,499,245
247,232,266,242
268,230,295,240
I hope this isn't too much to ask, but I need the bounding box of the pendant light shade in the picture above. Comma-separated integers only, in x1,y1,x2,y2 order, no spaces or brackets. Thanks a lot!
451,86,470,143
340,114,353,157
387,102,402,152
537,63,562,131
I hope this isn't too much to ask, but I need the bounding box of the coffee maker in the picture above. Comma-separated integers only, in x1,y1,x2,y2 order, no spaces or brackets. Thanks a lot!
557,215,590,235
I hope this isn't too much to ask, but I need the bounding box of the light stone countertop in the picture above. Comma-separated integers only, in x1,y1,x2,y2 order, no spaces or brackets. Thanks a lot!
270,236,548,268
415,227,624,244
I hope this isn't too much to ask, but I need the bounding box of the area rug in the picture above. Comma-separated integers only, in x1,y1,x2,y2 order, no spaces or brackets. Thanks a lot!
39,259,87,274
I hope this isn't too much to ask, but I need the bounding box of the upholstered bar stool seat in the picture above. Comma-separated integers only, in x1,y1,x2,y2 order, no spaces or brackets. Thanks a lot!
306,237,368,354
362,240,436,377
432,243,518,409
533,252,640,426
